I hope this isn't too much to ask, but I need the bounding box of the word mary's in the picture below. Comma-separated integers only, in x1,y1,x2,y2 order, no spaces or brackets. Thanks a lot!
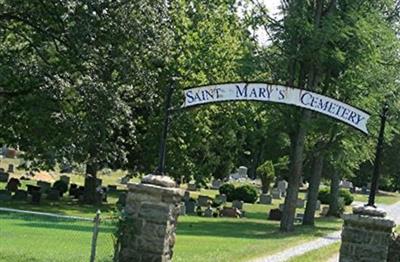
183,83,370,134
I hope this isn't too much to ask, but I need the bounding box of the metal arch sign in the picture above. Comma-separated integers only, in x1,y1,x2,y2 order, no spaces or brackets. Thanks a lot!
182,83,370,134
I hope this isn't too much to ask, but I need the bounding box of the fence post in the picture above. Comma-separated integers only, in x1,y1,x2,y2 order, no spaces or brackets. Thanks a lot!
90,210,101,262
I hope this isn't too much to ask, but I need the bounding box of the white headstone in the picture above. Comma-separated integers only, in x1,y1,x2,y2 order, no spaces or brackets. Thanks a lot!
238,166,248,178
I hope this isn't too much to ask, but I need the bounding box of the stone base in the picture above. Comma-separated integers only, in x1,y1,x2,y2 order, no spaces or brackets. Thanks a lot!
117,175,184,262
339,206,396,262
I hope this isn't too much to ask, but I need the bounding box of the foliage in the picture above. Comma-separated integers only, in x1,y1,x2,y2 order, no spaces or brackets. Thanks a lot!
256,160,275,193
219,183,235,201
232,184,258,204
318,187,354,206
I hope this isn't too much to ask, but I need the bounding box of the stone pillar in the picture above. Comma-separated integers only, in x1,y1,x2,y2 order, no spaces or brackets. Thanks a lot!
118,175,184,262
339,206,396,262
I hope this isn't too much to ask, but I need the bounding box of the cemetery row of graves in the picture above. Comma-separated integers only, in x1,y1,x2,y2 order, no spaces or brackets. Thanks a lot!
2,155,400,261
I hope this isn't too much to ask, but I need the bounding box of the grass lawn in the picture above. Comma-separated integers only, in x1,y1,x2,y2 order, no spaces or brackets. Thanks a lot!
352,191,400,205
288,242,340,262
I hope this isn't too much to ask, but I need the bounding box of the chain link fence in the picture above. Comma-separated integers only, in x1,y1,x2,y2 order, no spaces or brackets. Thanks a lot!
0,207,116,262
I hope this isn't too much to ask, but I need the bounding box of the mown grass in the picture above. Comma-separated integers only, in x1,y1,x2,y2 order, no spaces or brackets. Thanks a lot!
352,192,400,205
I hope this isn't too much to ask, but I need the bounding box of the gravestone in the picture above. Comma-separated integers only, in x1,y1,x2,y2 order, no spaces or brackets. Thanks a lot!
320,206,329,216
83,176,102,204
268,208,282,221
238,166,248,178
107,185,117,192
197,195,210,207
6,178,21,192
7,164,14,173
69,183,78,196
179,202,186,215
187,182,197,191
0,190,12,201
259,194,272,205
13,190,28,201
31,191,41,204
220,207,241,218
60,175,70,185
295,213,304,223
296,199,305,209
118,175,183,262
5,148,17,158
340,180,353,189
0,172,9,183
37,181,51,193
183,191,190,202
215,194,227,204
185,200,196,214
277,180,288,197
211,179,222,190
232,200,244,210
271,188,282,199
204,206,213,217
120,175,130,184
315,200,321,211
47,189,60,201
27,185,41,195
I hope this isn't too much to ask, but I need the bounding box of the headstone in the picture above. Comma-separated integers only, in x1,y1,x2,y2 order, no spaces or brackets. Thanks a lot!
340,180,353,189
83,176,102,204
5,148,17,158
197,195,210,207
232,200,244,210
47,189,60,201
320,206,329,216
185,200,196,214
204,206,213,217
60,175,70,185
259,194,272,205
6,178,21,192
0,189,12,201
187,182,197,191
183,191,190,202
220,207,241,218
179,202,186,215
315,200,321,211
7,164,14,173
295,213,304,223
214,194,227,204
279,203,285,211
12,189,28,201
31,191,41,204
0,172,9,182
120,175,130,184
211,179,222,190
107,185,117,192
268,208,282,221
277,180,288,197
238,166,248,178
69,183,78,196
296,198,305,209
27,185,41,195
37,181,51,193
271,188,282,199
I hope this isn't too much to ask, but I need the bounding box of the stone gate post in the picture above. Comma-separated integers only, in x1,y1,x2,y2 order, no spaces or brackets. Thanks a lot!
339,206,396,262
117,175,184,262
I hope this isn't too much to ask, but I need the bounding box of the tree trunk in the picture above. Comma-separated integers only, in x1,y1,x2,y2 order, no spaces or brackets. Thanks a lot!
328,169,340,217
84,163,102,205
280,109,311,232
303,154,324,225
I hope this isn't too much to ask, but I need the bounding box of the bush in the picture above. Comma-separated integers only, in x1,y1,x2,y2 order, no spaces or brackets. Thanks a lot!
53,180,68,196
256,160,275,194
219,183,235,201
318,187,354,206
232,184,258,203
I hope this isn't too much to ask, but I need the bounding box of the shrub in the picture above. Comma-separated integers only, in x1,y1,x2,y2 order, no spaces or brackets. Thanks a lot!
232,184,258,203
318,187,354,206
53,180,68,196
219,183,235,201
256,160,275,194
